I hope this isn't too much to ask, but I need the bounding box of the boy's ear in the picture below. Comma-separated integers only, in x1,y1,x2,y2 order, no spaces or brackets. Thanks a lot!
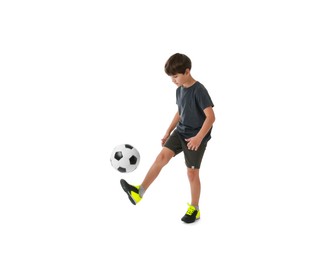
185,68,190,75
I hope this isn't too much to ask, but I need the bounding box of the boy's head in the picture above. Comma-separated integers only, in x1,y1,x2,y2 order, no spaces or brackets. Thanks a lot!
164,53,192,76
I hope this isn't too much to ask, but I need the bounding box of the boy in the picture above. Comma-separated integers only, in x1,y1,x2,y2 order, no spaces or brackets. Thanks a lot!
120,53,215,223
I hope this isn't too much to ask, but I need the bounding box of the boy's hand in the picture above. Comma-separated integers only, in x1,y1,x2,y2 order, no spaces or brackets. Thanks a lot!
161,133,170,146
185,136,202,151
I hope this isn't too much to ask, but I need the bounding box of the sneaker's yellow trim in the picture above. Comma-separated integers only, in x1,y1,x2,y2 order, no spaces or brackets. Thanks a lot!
186,203,200,219
131,186,142,204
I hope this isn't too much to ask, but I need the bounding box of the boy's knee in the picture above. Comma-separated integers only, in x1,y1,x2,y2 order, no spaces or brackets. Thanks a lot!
156,151,172,165
187,168,199,179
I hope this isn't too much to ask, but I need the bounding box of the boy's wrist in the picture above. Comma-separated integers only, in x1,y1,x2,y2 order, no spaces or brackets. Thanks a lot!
195,134,204,141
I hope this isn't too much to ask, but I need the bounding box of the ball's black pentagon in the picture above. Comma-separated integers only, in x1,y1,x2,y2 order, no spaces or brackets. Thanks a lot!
114,151,123,160
117,167,126,173
129,155,137,165
125,144,133,149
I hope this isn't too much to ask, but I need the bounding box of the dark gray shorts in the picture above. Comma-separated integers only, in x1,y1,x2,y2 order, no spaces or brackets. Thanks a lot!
164,130,207,169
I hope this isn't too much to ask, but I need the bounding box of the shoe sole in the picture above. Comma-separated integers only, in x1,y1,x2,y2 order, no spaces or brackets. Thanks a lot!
120,179,136,205
182,217,200,224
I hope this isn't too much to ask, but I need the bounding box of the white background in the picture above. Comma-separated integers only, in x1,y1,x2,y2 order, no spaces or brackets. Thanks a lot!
1,0,324,259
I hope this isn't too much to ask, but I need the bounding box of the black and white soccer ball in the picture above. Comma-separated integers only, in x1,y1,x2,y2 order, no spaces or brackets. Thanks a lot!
110,144,140,173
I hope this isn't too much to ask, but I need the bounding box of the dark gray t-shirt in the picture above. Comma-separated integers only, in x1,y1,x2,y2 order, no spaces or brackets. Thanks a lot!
176,81,214,143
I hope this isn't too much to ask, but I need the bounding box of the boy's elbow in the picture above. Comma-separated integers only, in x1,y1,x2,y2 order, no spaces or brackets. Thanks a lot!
209,113,215,124
211,116,215,125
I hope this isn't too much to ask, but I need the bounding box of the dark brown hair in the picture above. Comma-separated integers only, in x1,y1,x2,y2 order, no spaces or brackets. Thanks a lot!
164,53,192,76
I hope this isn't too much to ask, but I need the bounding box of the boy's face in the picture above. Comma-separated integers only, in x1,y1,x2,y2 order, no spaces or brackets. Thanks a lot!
170,70,190,87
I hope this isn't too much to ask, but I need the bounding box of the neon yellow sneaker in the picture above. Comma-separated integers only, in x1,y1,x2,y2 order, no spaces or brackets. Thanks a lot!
120,179,142,205
181,203,200,223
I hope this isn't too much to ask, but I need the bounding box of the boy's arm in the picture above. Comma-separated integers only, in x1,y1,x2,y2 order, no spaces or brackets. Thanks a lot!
186,106,215,151
161,111,179,146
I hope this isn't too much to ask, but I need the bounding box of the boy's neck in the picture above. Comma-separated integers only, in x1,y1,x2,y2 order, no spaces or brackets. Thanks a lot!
182,76,196,88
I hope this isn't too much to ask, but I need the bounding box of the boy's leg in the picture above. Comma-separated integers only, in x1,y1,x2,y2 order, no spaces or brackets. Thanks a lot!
140,129,182,191
120,147,174,205
181,141,206,223
140,147,174,190
181,168,201,223
187,167,201,207
120,130,181,205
